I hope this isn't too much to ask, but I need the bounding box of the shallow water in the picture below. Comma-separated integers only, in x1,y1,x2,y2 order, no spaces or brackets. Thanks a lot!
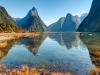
0,33,100,75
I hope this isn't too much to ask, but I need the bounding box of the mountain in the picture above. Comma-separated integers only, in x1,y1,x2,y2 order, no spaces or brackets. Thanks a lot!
62,14,80,32
0,6,21,32
17,7,47,32
48,13,80,32
80,13,88,22
48,17,65,32
78,0,100,32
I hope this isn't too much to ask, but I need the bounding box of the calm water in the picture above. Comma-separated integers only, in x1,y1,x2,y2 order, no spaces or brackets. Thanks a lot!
0,33,100,75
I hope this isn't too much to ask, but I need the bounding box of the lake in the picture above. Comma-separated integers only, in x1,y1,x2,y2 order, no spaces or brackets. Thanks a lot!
0,33,100,75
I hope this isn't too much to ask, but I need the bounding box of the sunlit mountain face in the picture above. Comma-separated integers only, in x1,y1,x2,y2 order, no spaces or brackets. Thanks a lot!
0,6,21,32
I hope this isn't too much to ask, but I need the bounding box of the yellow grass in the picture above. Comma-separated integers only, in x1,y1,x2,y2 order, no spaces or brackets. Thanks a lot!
89,67,100,75
0,64,74,75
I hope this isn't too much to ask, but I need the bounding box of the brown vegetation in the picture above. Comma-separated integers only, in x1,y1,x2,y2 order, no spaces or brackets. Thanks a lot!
0,64,74,75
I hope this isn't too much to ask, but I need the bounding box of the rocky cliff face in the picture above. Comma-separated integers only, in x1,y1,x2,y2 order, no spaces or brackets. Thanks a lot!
48,17,65,32
17,7,47,32
78,0,100,32
0,6,21,32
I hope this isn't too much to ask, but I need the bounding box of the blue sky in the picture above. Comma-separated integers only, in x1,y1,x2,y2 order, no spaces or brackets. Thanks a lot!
0,0,93,26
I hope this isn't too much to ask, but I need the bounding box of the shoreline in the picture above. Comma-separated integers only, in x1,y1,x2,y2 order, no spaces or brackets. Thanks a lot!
0,64,75,75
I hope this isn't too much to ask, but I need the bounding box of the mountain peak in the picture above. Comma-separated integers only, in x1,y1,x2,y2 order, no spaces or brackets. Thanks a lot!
27,7,38,17
0,6,6,12
16,7,47,32
31,7,36,11
0,5,4,9
66,13,72,17
31,7,38,16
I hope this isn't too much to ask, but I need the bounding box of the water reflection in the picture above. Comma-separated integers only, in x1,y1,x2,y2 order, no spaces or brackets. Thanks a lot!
16,34,46,55
49,33,80,49
79,33,100,74
0,33,95,75
0,36,18,60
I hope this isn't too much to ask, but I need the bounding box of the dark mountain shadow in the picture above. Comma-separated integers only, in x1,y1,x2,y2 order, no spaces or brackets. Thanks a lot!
49,33,80,49
78,0,100,32
79,33,100,68
16,34,47,55
0,36,19,60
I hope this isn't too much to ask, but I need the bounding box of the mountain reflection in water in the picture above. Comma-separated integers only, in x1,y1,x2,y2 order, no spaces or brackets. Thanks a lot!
49,33,80,49
79,33,100,74
0,33,99,75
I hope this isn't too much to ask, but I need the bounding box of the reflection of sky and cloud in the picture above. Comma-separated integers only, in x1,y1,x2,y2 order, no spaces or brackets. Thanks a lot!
0,33,99,74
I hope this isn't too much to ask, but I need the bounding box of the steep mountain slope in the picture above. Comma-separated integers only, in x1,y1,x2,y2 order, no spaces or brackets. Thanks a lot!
80,13,88,22
62,14,80,32
48,17,65,32
78,0,100,32
17,7,47,32
0,6,21,32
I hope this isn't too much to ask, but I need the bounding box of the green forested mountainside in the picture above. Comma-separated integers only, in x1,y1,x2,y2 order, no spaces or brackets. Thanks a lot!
0,6,21,32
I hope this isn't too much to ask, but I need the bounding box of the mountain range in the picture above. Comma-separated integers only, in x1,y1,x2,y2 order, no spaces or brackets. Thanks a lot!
0,0,100,32
0,6,47,32
48,13,81,32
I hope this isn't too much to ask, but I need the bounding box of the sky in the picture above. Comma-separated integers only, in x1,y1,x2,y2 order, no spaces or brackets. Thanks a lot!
0,0,93,26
